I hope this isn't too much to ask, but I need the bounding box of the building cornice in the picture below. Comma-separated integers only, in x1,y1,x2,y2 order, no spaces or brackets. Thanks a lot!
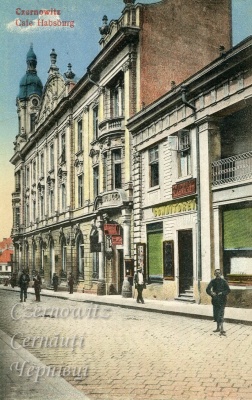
127,36,252,134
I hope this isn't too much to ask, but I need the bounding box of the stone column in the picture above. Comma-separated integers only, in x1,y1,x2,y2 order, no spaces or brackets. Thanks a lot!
122,208,131,261
121,208,132,298
197,118,221,283
97,215,105,295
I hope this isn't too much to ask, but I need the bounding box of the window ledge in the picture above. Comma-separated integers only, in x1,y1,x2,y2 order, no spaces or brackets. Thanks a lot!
147,185,160,193
175,175,193,183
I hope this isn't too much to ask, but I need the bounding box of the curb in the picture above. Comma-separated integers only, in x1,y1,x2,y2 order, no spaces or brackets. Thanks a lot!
1,286,251,326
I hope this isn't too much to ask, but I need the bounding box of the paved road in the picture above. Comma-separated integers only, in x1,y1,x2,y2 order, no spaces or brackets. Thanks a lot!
0,290,251,400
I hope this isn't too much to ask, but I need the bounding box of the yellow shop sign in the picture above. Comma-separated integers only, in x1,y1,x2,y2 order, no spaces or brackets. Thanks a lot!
152,198,197,217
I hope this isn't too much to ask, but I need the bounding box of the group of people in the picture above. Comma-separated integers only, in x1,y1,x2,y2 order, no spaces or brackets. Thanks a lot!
18,269,42,302
17,270,75,302
15,265,231,334
134,267,231,335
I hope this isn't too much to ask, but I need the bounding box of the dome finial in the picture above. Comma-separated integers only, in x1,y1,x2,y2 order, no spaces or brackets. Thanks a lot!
26,44,37,72
48,48,59,74
64,63,76,80
99,15,109,36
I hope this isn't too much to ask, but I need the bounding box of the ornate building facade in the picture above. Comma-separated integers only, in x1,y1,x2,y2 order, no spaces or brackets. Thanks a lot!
10,0,232,295
128,37,252,306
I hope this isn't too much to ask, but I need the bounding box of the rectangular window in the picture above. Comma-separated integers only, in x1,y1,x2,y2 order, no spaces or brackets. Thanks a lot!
147,222,163,283
49,190,54,215
15,171,21,192
50,144,54,171
61,184,66,210
30,113,36,131
78,174,84,207
163,241,174,280
109,76,124,118
112,149,122,189
223,207,252,250
18,116,21,134
92,253,99,280
103,152,108,192
33,201,36,221
61,133,66,163
26,167,30,187
93,166,99,198
149,146,159,187
77,120,83,152
40,153,44,177
26,203,30,226
93,106,99,140
40,195,44,219
16,207,20,226
178,130,191,178
33,161,36,182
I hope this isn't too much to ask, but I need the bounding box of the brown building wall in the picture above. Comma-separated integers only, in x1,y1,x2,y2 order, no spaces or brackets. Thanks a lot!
139,0,232,107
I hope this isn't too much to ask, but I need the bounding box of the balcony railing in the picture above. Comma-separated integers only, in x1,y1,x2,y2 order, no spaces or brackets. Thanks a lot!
99,117,125,137
212,151,252,186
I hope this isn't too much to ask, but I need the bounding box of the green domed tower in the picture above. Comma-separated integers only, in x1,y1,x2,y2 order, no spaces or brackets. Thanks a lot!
16,44,43,138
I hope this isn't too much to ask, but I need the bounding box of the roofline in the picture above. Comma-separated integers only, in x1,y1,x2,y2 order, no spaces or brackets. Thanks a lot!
127,35,252,133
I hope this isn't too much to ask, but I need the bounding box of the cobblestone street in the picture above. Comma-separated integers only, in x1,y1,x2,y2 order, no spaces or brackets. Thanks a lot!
0,290,251,400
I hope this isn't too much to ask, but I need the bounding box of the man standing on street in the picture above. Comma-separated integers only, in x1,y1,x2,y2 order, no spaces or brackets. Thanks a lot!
206,269,231,335
134,267,145,304
33,272,42,302
52,272,59,292
68,273,74,294
18,269,30,302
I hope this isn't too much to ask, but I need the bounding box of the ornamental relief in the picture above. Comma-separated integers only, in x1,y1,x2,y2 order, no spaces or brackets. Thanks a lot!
74,158,84,175
57,167,67,185
89,148,100,165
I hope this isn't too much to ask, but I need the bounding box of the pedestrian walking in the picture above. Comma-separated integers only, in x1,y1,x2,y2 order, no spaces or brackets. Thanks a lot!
33,272,42,302
68,273,74,294
206,268,231,335
10,273,17,288
134,267,146,304
18,269,30,302
52,273,59,292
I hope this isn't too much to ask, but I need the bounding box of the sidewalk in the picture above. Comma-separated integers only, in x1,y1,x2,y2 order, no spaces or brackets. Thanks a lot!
1,285,251,325
0,328,90,400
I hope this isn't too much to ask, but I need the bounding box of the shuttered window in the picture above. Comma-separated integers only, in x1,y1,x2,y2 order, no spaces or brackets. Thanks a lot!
147,232,163,282
223,207,252,250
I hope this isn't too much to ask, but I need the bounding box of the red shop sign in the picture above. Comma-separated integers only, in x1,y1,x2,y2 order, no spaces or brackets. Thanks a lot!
111,236,123,246
104,224,120,236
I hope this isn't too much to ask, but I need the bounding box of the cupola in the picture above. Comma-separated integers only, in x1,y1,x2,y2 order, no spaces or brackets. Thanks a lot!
17,44,43,100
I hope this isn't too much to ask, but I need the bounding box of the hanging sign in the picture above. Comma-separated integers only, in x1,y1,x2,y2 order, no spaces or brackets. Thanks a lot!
104,224,120,236
111,236,123,246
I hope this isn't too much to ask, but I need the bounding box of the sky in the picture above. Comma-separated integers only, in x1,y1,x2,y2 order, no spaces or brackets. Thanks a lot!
0,0,251,241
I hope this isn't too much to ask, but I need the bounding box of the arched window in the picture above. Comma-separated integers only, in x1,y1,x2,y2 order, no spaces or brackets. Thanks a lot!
76,234,84,279
32,239,36,275
60,236,67,278
25,241,29,271
49,238,55,283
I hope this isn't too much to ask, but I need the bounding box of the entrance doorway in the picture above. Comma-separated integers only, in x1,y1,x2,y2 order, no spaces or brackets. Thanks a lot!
117,249,124,294
178,230,193,295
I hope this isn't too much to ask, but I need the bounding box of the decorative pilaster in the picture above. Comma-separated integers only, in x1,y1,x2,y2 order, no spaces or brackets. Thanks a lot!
97,215,106,295
121,208,133,298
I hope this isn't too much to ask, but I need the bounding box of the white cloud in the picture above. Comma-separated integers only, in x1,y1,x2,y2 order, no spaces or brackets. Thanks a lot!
6,13,75,34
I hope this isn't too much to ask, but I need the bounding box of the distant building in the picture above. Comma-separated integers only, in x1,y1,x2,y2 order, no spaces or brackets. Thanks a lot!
10,0,232,296
0,238,14,279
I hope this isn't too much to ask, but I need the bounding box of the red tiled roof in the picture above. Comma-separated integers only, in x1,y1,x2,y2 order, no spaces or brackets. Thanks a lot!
0,237,13,251
0,249,13,263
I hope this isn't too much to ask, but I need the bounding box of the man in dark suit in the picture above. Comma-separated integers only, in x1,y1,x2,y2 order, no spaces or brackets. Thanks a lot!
18,269,30,302
206,269,231,335
134,267,145,304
